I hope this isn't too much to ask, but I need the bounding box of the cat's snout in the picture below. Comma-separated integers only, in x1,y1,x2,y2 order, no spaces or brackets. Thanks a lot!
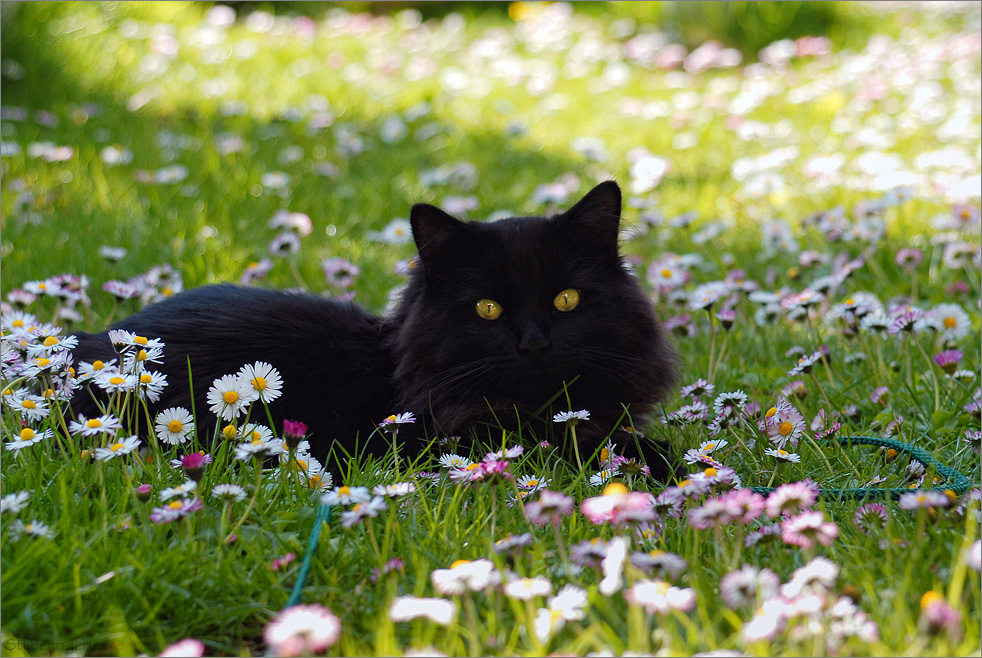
517,319,550,354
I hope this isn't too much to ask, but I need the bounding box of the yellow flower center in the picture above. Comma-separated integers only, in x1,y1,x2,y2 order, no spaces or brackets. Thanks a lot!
87,419,103,428
162,286,174,297
110,443,125,451
43,336,59,347
296,460,308,471
251,376,266,390
168,501,184,510
450,559,471,569
12,319,23,327
42,388,54,399
920,590,944,610
250,431,262,442
603,482,629,496
779,421,794,436
465,463,481,471
704,468,718,477
136,349,148,361
765,407,777,418
678,479,692,487
134,336,148,345
223,424,238,438
704,442,716,451
777,449,789,457
943,317,957,329
222,391,239,404
20,428,36,440
526,479,539,487
140,374,152,384
168,420,184,433
338,486,351,496
845,298,855,305
35,358,51,368
649,549,665,557
309,474,321,489
600,447,610,461
93,360,105,370
23,400,37,410
384,414,397,423
110,376,125,385
352,502,363,513
661,269,673,278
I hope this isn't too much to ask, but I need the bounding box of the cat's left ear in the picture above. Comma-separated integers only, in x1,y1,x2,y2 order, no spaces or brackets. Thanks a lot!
558,181,622,260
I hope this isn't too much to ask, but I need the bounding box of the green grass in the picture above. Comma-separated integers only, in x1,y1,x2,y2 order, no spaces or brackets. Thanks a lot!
1,2,980,656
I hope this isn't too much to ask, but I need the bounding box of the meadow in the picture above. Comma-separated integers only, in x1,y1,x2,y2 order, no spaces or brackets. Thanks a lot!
1,1,980,656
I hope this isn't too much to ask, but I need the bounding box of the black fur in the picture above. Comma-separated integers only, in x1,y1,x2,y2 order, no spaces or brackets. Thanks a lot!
70,182,677,470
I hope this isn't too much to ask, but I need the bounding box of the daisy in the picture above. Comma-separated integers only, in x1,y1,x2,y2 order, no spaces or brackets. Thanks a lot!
94,371,138,394
647,259,688,291
689,281,731,311
371,482,416,498
107,330,165,352
69,414,122,437
898,490,953,511
781,510,839,549
4,426,53,454
679,378,715,399
588,468,615,487
533,584,588,643
149,498,203,525
931,303,971,340
158,638,205,658
765,479,819,518
1,491,31,515
93,435,142,461
379,411,415,428
630,549,688,580
136,370,168,401
7,391,49,422
553,409,590,424
581,485,656,526
719,565,780,609
321,257,361,289
238,361,283,403
524,489,575,527
516,474,549,492
781,556,839,598
887,307,923,334
340,496,387,528
492,532,534,554
624,579,695,614
853,503,889,534
717,488,767,524
788,349,824,377
503,576,553,601
155,407,195,445
233,438,284,461
859,312,891,332
439,453,472,469
389,596,457,626
209,483,246,504
9,519,55,539
764,448,801,463
122,346,165,372
207,374,257,421
320,485,371,507
263,604,341,657
698,439,728,455
920,590,961,635
160,480,199,501
765,402,806,449
713,390,748,417
430,559,501,595
75,358,117,381
485,445,524,461
25,332,78,357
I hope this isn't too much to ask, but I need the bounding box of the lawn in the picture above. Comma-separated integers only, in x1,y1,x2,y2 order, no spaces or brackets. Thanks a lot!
1,1,980,656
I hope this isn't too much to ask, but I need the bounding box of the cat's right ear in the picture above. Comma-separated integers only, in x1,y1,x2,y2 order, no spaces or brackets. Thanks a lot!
410,204,469,268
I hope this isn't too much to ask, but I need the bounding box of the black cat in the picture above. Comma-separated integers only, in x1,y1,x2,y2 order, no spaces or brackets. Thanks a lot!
70,182,677,472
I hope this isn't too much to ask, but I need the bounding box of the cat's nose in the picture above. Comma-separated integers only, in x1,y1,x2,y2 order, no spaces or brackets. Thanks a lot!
518,320,550,353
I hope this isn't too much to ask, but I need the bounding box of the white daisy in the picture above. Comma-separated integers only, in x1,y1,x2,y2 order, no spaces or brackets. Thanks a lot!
207,373,257,421
764,448,802,463
9,518,55,539
5,427,53,454
7,390,49,422
1,491,31,515
553,409,590,423
136,370,168,402
439,453,472,469
69,414,123,437
320,485,371,507
238,361,283,403
212,483,248,503
94,371,138,394
932,303,972,341
93,435,142,461
160,480,198,501
122,346,165,373
155,407,195,445
502,576,553,601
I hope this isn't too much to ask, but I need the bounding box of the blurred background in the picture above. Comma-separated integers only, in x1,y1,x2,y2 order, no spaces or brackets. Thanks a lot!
1,1,979,315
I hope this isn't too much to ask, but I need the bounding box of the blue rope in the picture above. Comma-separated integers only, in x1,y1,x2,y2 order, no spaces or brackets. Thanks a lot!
284,504,332,609
747,435,973,500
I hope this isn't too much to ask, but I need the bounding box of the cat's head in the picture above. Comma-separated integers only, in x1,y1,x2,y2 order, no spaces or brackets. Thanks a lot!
388,181,676,439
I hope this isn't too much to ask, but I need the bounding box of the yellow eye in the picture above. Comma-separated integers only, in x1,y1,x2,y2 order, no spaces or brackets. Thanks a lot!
475,299,503,320
553,288,580,312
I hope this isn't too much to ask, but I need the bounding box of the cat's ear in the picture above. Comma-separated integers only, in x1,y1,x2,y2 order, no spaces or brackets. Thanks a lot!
410,203,469,267
559,181,622,260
